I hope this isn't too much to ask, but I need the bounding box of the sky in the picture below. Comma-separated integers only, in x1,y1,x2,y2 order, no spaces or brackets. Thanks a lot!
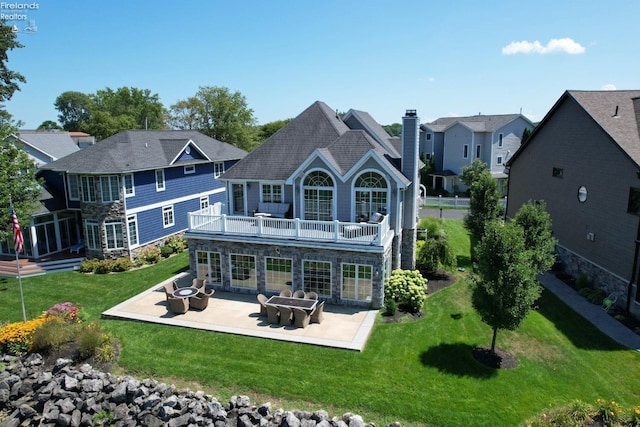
3,0,640,129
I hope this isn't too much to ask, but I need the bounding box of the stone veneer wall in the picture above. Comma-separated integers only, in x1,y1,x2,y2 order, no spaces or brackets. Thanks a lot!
81,200,128,260
556,245,640,317
400,228,417,271
189,239,387,308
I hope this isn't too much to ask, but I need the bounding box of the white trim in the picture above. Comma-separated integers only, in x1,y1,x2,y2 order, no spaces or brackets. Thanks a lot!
155,169,165,192
184,165,196,174
126,187,225,215
123,173,135,197
127,214,139,248
162,205,175,228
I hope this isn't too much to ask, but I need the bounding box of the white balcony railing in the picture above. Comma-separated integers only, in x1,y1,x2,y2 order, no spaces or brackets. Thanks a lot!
188,211,390,246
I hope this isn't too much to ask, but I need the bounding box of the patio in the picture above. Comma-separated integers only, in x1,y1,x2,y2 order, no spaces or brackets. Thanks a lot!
102,273,378,351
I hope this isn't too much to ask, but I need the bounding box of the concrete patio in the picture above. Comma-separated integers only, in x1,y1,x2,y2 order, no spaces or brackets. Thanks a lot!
102,273,378,351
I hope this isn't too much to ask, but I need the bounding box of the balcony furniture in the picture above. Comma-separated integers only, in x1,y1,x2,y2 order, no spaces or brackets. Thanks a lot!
367,212,385,224
342,224,362,238
167,296,189,314
266,304,280,324
310,301,325,324
189,289,215,311
292,290,306,298
279,289,292,297
279,306,293,326
255,202,291,218
257,294,268,316
293,308,311,328
70,240,85,254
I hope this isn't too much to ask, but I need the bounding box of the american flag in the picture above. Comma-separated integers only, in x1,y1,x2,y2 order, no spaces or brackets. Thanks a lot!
11,205,24,253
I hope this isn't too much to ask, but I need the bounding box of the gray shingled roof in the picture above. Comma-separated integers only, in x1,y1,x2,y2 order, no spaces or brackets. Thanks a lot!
39,130,247,174
424,114,524,132
14,130,80,161
567,90,640,164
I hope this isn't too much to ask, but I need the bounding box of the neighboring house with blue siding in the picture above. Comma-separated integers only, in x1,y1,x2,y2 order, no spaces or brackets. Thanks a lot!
184,102,422,308
39,130,247,260
420,113,535,194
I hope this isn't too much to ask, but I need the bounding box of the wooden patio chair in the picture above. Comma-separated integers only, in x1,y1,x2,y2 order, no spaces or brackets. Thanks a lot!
292,289,305,299
305,291,318,300
279,289,292,297
310,301,325,324
266,304,280,324
189,289,214,311
167,296,189,314
279,306,293,326
293,308,311,328
257,294,268,316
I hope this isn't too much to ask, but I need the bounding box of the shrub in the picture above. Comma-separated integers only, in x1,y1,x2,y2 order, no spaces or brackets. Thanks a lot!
160,245,174,258
165,235,187,252
0,314,51,354
111,257,133,272
416,236,457,274
577,287,607,305
94,259,114,274
384,269,428,314
575,272,591,290
595,399,625,425
77,322,112,360
383,298,397,316
79,258,101,273
45,302,81,323
138,246,162,264
30,317,77,354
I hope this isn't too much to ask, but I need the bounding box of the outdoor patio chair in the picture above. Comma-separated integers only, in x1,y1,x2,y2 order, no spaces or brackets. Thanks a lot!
279,289,292,297
305,291,318,300
257,294,268,316
310,301,325,324
279,306,293,326
164,281,178,300
192,278,206,290
292,290,305,298
167,296,189,314
293,308,311,328
266,304,280,324
189,289,214,311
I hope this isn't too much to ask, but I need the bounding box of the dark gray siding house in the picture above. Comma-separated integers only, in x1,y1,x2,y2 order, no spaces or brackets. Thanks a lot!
506,90,640,317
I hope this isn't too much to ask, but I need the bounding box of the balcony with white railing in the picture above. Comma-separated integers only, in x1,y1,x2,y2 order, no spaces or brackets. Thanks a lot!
188,210,390,246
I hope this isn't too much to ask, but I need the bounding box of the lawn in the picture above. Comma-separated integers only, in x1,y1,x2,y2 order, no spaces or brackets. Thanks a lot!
1,220,639,426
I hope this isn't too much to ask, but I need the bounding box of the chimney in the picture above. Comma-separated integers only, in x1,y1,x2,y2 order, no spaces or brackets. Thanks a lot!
400,109,420,270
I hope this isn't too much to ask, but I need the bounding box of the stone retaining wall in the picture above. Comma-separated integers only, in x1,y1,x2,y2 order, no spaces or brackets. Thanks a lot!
0,353,402,427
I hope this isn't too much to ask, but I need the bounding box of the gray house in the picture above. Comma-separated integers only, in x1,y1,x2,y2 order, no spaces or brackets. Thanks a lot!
421,114,534,194
506,90,640,317
184,102,423,308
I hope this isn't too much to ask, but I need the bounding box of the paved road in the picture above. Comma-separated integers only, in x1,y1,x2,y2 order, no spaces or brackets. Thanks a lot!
419,208,467,220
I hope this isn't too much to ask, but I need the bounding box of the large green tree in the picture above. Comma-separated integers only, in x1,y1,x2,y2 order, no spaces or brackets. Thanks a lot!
512,200,557,274
168,86,258,151
0,23,25,103
464,169,502,241
472,219,541,354
54,91,92,131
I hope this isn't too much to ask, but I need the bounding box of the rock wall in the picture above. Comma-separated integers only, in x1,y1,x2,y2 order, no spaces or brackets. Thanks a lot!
0,353,402,427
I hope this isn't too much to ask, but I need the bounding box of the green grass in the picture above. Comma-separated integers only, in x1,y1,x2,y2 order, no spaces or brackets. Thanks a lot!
1,226,640,426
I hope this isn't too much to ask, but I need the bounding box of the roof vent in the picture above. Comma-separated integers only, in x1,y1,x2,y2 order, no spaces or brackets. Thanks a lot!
405,109,417,117
613,105,619,118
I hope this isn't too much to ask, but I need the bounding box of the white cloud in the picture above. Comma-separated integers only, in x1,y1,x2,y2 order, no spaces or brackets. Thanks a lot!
502,38,586,55
600,84,617,90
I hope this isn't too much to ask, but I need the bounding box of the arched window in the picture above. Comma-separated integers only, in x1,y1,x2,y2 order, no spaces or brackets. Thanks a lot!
303,171,334,221
354,172,388,221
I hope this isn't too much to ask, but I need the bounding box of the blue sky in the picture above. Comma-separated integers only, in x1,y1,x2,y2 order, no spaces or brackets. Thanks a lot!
4,0,640,129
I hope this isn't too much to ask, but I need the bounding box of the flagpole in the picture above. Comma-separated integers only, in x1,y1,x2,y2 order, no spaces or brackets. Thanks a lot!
15,244,26,322
9,195,27,322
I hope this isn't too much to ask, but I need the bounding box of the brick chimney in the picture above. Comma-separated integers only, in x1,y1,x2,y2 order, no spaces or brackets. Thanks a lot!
400,109,420,270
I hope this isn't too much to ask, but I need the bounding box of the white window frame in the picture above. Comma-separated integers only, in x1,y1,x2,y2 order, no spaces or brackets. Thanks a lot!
498,133,504,147
123,174,135,197
68,174,80,201
261,183,283,203
104,220,124,250
341,263,373,302
127,215,138,247
302,260,332,297
100,175,120,203
265,257,293,293
155,169,165,192
214,162,225,178
162,205,174,228
230,253,257,289
497,156,503,165
85,221,100,250
80,176,96,202
200,196,209,210
184,165,195,174
196,250,222,284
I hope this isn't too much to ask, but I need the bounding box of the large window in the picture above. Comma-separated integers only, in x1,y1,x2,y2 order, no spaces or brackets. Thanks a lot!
162,205,174,228
85,221,100,250
342,264,372,302
80,176,96,202
104,221,124,250
262,183,283,203
155,169,165,191
266,257,292,293
100,175,120,202
303,260,332,297
230,254,256,289
196,251,222,284
127,215,138,246
303,171,334,221
214,162,225,178
355,172,388,221
68,174,79,200
123,174,134,197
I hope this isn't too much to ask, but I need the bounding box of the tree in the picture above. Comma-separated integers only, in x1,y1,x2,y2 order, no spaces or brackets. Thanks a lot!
382,123,402,137
257,118,291,142
460,158,489,188
512,200,557,274
81,110,137,142
464,170,502,241
169,86,258,151
54,91,93,131
521,127,532,145
416,217,457,274
0,23,25,103
37,120,62,131
472,219,541,354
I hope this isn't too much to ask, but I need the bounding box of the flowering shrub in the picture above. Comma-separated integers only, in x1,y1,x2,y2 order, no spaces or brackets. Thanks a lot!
526,399,640,427
165,235,186,252
138,246,162,264
0,314,52,354
45,302,81,323
384,269,428,314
